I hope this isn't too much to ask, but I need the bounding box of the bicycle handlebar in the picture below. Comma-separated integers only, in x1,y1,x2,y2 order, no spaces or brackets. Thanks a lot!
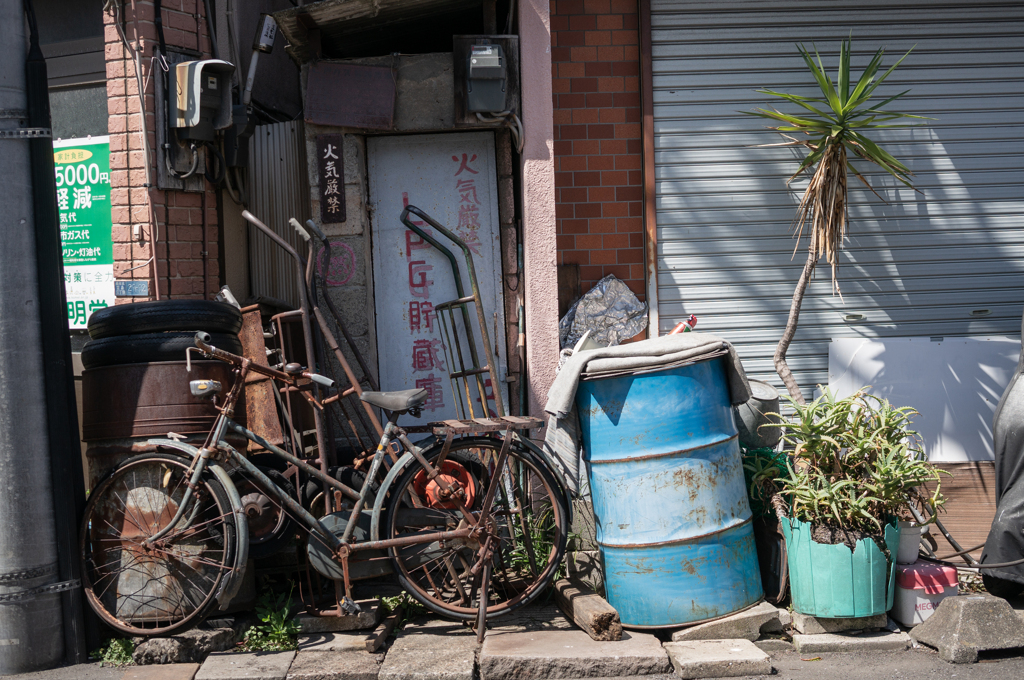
193,331,335,388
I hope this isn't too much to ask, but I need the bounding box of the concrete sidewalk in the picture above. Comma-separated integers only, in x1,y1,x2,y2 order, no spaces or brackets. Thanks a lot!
8,598,1024,680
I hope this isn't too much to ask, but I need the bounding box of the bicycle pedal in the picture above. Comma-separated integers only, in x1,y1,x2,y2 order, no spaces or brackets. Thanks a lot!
340,596,362,615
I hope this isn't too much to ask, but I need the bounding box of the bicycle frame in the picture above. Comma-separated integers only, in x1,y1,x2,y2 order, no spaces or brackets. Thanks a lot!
147,332,508,606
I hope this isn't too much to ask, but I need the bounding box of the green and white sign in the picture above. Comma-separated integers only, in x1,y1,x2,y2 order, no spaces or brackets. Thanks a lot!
54,136,114,329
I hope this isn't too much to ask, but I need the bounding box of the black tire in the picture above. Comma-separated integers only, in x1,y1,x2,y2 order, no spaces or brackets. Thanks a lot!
384,437,569,622
82,331,244,369
88,300,242,339
80,452,237,636
983,574,1023,599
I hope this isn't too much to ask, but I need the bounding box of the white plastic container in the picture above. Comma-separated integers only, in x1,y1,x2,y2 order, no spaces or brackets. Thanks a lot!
891,562,958,626
896,520,928,564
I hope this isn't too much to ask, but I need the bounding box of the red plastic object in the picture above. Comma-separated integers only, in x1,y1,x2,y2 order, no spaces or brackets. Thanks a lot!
669,315,698,335
895,563,958,594
413,460,476,509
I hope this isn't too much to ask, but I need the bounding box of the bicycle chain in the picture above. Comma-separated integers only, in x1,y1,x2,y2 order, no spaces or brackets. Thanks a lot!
0,564,58,584
0,580,81,604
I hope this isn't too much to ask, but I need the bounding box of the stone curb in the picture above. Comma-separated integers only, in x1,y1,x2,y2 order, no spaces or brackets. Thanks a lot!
792,631,912,653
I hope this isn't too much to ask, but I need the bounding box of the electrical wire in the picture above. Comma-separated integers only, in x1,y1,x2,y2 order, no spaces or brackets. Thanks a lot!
476,111,524,152
164,142,200,179
204,142,226,184
503,0,517,35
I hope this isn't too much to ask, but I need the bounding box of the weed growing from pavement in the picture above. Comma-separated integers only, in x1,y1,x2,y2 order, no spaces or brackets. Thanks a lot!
379,590,428,631
240,585,300,652
91,638,134,666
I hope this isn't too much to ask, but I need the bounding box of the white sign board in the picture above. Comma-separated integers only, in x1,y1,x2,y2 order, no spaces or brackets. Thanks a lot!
829,337,1021,461
367,132,507,426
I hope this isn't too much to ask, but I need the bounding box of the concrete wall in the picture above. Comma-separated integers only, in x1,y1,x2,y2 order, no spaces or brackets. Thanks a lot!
519,0,560,417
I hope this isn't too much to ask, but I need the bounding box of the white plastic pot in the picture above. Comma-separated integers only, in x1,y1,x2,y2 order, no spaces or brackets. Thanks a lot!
897,520,927,564
891,562,958,626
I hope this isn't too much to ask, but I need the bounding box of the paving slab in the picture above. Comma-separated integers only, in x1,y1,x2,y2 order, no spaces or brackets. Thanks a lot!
295,601,383,633
671,601,781,642
792,631,912,653
194,652,295,680
378,618,477,680
286,651,381,680
5,662,124,680
488,603,575,633
662,639,772,679
791,611,888,634
910,594,1024,663
297,634,369,653
480,628,671,679
753,638,794,653
759,607,792,634
121,665,200,680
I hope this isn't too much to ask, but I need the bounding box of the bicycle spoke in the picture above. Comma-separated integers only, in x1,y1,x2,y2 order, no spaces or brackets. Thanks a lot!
81,454,235,637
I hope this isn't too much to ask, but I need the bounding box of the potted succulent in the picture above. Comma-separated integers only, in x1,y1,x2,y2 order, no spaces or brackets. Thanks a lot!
751,388,948,617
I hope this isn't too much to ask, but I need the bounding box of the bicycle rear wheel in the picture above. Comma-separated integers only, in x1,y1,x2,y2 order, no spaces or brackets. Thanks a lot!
80,453,237,636
384,437,569,621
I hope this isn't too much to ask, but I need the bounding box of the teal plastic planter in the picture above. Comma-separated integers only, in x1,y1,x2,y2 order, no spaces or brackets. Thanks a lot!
781,517,900,618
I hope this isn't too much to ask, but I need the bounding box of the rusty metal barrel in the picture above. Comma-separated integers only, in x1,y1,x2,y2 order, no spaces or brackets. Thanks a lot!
575,356,763,628
82,360,245,488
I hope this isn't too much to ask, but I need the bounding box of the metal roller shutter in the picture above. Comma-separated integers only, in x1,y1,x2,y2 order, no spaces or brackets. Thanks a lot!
649,0,1024,398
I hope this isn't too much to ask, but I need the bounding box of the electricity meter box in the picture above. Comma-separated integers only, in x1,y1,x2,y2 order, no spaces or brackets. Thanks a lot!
466,45,507,112
170,59,235,142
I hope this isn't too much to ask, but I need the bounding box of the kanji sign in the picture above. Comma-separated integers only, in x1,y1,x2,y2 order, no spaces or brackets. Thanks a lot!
317,134,346,224
54,137,114,329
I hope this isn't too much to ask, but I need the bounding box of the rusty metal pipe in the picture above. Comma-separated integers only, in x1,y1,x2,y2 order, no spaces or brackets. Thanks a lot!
347,527,476,553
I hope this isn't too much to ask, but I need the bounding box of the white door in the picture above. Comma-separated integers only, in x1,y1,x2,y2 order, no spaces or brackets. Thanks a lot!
367,132,508,426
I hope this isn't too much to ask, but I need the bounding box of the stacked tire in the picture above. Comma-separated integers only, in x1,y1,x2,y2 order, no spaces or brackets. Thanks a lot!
81,300,246,489
83,299,244,369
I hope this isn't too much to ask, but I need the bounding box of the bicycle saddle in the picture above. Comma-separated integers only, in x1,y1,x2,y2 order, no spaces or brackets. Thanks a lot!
359,388,428,413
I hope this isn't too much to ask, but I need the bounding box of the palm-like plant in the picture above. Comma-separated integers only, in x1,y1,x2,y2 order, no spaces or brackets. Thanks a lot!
747,38,930,403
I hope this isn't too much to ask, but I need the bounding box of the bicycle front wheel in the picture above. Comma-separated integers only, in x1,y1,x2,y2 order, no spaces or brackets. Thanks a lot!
384,437,569,621
80,453,238,636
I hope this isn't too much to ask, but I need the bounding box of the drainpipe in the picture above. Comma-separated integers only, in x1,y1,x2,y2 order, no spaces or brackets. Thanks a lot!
0,1,66,674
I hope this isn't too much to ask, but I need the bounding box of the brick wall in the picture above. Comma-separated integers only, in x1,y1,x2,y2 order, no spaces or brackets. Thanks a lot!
550,0,644,300
104,0,218,301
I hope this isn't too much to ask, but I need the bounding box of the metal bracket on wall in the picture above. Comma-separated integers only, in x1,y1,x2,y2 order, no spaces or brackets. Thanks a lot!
0,127,51,139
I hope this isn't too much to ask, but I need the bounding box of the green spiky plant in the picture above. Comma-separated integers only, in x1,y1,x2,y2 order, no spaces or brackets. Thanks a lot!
746,38,930,404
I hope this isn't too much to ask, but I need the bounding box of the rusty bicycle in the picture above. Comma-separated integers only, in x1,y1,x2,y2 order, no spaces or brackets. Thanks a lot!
79,331,569,638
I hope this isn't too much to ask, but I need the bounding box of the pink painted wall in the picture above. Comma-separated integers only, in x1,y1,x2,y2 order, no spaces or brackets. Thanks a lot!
519,0,560,417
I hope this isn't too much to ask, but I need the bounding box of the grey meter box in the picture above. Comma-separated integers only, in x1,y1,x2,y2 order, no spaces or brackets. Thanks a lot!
169,59,235,142
466,44,507,112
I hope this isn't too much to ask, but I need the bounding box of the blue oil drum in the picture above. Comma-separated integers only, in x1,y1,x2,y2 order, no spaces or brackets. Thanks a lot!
576,356,764,628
